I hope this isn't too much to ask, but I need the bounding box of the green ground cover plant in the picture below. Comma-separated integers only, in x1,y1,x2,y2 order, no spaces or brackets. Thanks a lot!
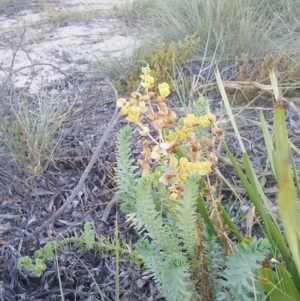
112,68,278,300
18,221,141,276
18,221,141,300
113,67,300,300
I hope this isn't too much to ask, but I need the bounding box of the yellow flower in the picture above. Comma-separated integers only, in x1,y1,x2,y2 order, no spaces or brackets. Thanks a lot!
181,173,189,180
140,74,154,84
142,67,151,74
175,127,188,139
179,157,190,169
183,114,200,126
198,115,211,127
207,113,216,124
140,74,154,89
129,97,139,105
120,106,130,115
170,192,178,201
117,98,127,108
28,164,40,175
183,113,216,128
158,82,170,98
180,157,212,176
141,82,153,89
197,161,212,175
125,106,141,123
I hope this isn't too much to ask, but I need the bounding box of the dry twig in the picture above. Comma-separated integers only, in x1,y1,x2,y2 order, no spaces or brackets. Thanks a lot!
29,81,121,238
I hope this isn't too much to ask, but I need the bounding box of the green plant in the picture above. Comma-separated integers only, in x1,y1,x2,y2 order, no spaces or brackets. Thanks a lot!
41,2,64,22
215,237,270,301
1,93,73,174
120,0,157,20
18,256,47,277
134,0,300,59
114,68,273,300
216,68,300,300
18,222,141,276
95,35,200,95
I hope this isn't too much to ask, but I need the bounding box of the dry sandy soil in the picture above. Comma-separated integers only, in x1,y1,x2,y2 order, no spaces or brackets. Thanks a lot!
0,0,141,93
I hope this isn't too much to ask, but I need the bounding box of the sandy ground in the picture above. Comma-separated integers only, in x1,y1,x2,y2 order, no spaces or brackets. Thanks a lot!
0,0,140,94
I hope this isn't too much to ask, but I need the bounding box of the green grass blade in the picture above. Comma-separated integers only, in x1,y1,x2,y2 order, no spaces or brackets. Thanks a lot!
242,150,299,281
115,212,120,301
216,202,243,243
196,193,217,237
274,101,300,281
218,69,299,285
215,69,245,152
291,153,300,200
257,268,298,301
276,264,300,300
260,111,278,180
223,142,293,268
242,153,278,223
72,253,105,301
55,243,65,301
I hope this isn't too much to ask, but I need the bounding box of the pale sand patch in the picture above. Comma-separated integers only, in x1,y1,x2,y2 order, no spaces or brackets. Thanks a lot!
0,0,139,94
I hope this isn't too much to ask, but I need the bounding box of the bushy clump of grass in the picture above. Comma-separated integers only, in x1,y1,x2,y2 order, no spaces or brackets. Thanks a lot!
123,0,300,60
0,92,72,174
93,40,148,83
113,0,300,108
120,0,157,20
0,0,15,8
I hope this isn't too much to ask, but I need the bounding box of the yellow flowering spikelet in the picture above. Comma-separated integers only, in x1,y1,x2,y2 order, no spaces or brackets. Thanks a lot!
179,157,212,177
140,74,155,89
158,82,170,98
183,113,216,127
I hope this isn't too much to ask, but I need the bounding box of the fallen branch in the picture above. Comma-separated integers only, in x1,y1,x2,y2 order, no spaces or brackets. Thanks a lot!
29,80,121,238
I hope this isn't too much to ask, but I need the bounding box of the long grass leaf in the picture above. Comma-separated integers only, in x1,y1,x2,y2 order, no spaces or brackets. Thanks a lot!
115,212,120,301
216,202,243,243
216,69,245,152
260,111,278,179
257,268,298,301
274,101,300,282
276,264,300,300
224,142,293,268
